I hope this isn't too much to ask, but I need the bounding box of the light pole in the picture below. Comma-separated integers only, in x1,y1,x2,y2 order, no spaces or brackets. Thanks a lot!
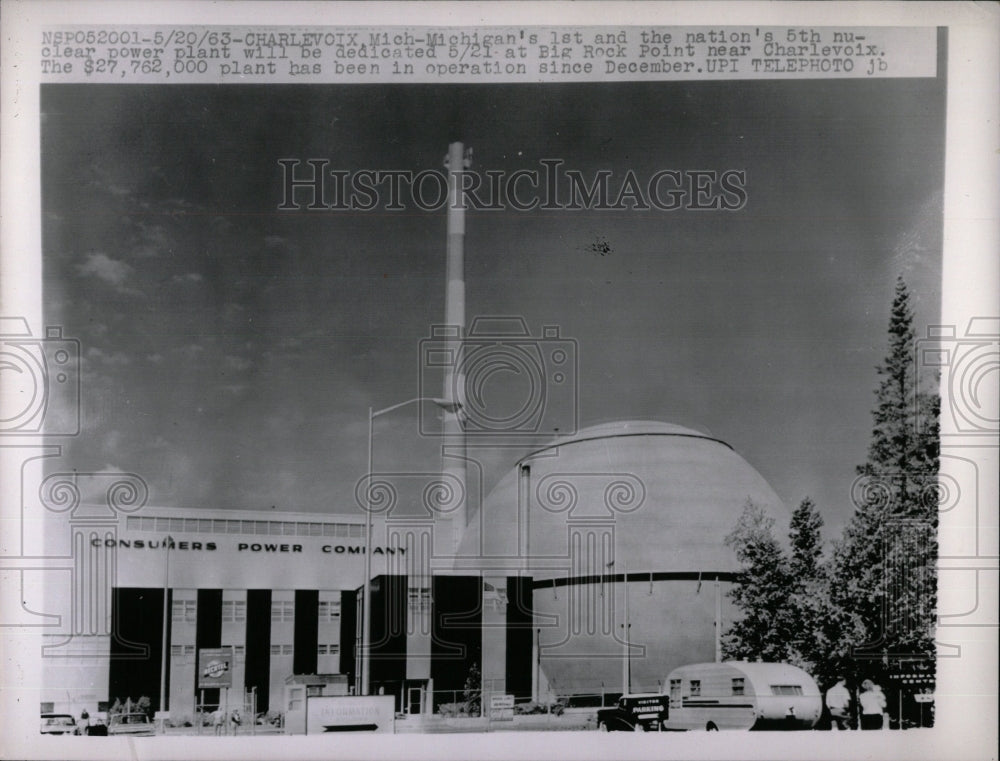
714,576,722,663
608,558,631,695
159,536,172,722
361,396,462,696
622,558,631,695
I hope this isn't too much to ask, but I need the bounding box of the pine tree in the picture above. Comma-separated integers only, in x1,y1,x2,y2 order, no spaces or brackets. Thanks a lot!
722,500,796,662
785,498,835,685
724,496,839,686
789,497,823,580
858,277,938,510
829,276,939,707
463,662,482,717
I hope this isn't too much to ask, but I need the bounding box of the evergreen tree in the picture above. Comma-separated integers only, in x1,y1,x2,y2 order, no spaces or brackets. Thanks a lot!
724,496,838,687
785,498,834,686
463,662,482,717
789,497,823,580
829,276,939,699
858,277,939,510
722,278,938,717
722,500,796,662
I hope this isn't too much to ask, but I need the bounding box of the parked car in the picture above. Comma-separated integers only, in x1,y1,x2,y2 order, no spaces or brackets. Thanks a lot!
107,712,155,736
85,718,108,736
40,713,80,735
596,693,670,731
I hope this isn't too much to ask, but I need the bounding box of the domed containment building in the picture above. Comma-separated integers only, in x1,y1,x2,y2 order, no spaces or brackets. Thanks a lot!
454,420,790,701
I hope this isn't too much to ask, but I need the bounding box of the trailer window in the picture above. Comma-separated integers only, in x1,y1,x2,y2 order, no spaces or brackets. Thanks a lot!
732,678,745,696
770,685,803,696
689,680,701,696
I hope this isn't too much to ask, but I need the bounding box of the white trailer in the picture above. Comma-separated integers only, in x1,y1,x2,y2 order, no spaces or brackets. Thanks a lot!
662,661,821,731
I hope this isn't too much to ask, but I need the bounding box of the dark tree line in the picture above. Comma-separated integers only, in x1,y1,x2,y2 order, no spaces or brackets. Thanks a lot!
723,278,939,723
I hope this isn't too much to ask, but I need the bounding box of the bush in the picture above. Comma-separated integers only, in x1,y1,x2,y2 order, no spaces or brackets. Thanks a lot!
135,696,152,719
513,700,565,716
437,702,471,718
258,710,283,726
108,696,154,720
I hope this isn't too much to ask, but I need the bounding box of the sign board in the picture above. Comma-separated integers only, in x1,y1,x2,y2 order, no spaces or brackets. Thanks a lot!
306,696,395,734
489,694,515,722
197,647,233,689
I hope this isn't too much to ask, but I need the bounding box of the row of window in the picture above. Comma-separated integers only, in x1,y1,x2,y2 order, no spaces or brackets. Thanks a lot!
669,678,802,698
172,599,338,624
170,643,338,657
126,515,366,538
171,645,250,657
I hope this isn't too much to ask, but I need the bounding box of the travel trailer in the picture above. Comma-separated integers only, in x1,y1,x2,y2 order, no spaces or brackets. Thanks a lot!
663,661,822,731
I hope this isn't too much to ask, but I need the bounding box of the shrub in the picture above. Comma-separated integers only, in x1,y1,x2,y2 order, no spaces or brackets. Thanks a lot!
135,696,153,720
512,700,566,716
259,710,283,726
437,702,470,718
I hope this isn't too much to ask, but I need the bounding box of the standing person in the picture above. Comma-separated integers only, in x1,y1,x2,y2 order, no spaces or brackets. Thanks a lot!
859,679,886,730
825,678,852,730
77,709,90,736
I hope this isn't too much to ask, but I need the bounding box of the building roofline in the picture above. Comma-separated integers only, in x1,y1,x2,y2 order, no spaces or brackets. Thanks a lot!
519,428,734,466
77,503,372,523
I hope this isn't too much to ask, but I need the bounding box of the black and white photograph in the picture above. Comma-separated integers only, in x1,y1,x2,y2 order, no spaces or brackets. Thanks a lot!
1,3,997,760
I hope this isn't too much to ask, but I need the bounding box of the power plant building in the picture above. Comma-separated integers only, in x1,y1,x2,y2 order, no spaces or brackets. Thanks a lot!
38,420,789,720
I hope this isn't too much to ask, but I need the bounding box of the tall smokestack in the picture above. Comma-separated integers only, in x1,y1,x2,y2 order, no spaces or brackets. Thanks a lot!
443,142,468,553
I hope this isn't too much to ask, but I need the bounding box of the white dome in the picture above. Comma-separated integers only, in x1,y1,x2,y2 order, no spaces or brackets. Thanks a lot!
455,420,789,695
456,420,786,574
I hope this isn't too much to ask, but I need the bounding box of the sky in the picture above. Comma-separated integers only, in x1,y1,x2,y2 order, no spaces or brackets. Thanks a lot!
41,74,945,540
